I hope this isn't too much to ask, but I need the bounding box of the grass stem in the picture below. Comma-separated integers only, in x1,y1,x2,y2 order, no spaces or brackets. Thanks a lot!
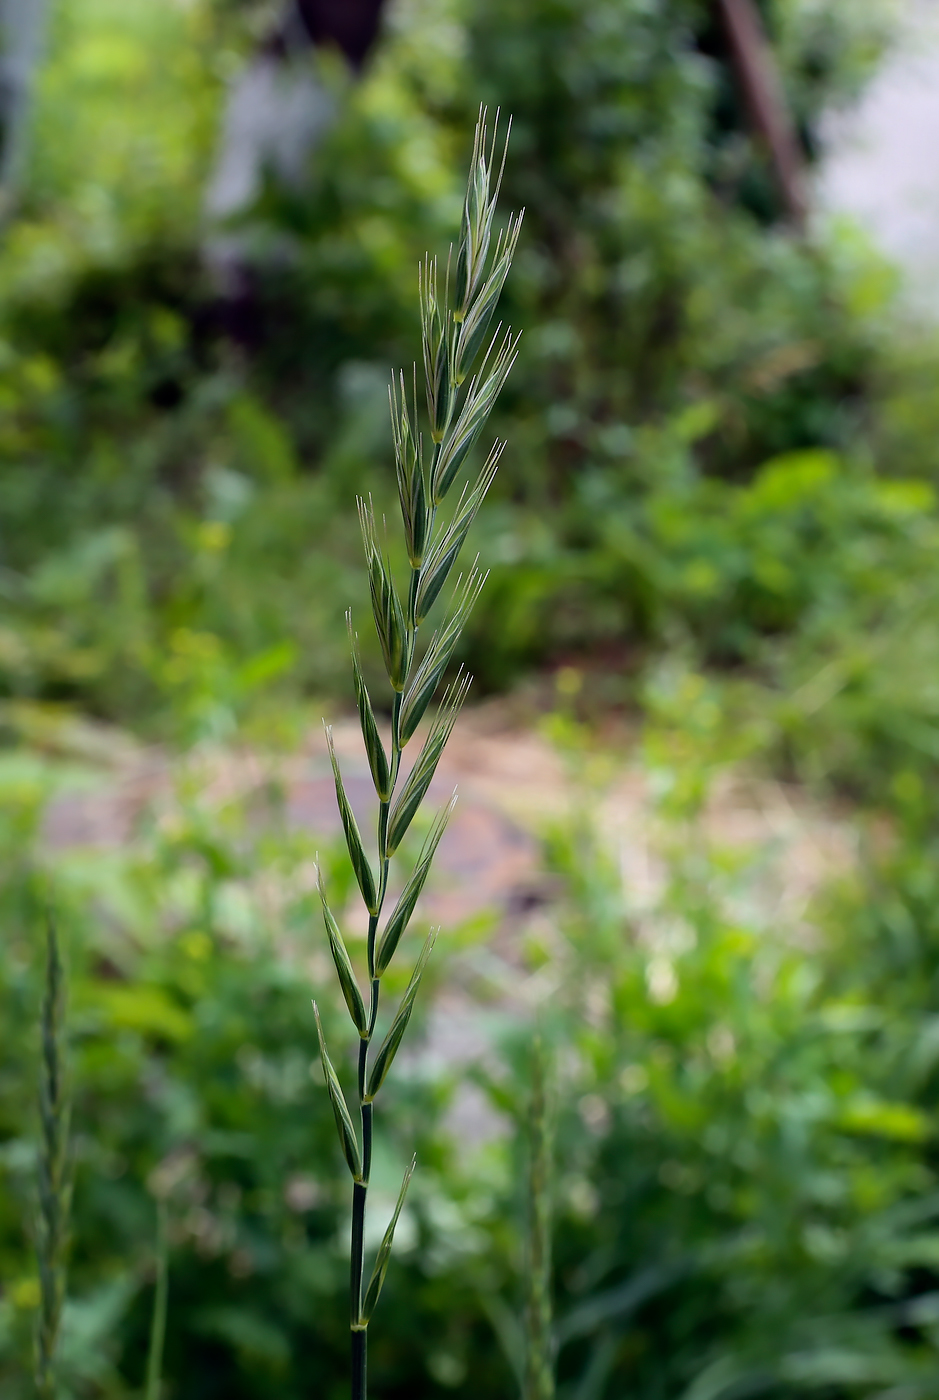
525,1036,555,1400
352,1327,367,1400
144,1200,169,1400
35,911,71,1400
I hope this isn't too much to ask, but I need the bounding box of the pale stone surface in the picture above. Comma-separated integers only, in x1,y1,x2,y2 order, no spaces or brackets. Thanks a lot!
818,0,939,314
42,700,853,941
39,701,857,1140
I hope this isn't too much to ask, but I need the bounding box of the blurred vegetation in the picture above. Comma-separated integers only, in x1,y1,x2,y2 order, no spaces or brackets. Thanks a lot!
7,0,939,1396
0,0,915,751
5,713,939,1397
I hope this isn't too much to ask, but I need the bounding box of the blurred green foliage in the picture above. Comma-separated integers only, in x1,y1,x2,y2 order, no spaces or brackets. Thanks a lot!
6,720,939,1398
0,757,513,1399
0,0,918,763
525,786,939,1398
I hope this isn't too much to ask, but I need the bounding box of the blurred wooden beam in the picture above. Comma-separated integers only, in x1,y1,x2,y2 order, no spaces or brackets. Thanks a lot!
294,0,387,72
716,0,807,227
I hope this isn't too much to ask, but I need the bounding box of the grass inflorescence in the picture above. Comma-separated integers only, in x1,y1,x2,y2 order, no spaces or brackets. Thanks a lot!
314,110,522,1400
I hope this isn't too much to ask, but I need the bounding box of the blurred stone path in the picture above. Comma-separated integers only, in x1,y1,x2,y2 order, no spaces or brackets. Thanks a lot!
41,706,556,933
39,701,856,1141
43,700,853,944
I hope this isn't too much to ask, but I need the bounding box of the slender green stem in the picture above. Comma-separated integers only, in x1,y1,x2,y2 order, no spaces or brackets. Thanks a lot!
352,1327,367,1400
368,979,380,1039
144,1200,169,1400
525,1038,555,1400
36,913,70,1400
390,688,404,776
352,948,373,1387
351,1038,374,1335
351,1180,367,1328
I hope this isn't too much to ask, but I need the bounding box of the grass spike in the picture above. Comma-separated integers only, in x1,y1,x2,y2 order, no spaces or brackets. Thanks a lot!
316,110,522,1400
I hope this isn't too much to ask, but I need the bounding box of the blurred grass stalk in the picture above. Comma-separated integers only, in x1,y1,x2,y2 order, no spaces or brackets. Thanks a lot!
35,912,71,1400
314,109,522,1400
145,1200,169,1400
0,0,49,213
525,1035,556,1400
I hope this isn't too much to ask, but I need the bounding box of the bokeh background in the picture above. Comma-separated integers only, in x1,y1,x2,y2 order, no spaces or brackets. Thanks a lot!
6,1,939,1396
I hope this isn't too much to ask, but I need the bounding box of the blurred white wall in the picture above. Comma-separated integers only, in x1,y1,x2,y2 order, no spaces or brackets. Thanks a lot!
818,0,939,315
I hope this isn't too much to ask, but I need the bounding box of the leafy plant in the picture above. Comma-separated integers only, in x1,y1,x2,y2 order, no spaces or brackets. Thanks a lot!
314,111,523,1399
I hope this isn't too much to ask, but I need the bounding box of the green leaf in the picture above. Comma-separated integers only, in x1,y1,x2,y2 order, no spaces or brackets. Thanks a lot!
325,725,378,914
313,1003,362,1181
376,796,456,974
362,1157,417,1324
836,1097,930,1142
317,865,368,1036
366,933,437,1101
92,985,192,1043
348,617,391,801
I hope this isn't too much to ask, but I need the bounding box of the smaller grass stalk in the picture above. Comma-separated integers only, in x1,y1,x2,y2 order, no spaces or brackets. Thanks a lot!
35,912,71,1400
314,108,523,1400
144,1200,169,1400
525,1034,556,1400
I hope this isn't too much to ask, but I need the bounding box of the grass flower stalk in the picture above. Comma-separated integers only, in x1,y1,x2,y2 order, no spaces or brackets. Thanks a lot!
314,109,522,1400
35,913,71,1400
525,1035,555,1400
